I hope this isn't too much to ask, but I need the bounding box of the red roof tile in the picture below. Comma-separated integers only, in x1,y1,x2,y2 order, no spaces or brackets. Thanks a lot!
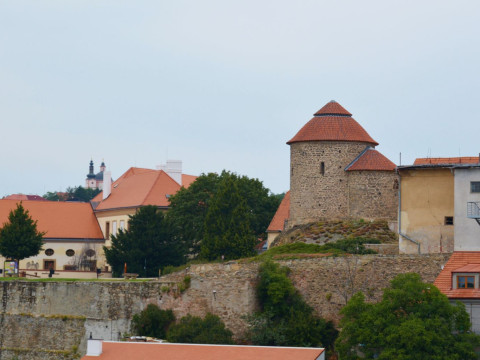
0,200,103,239
414,157,480,165
287,101,378,146
4,194,46,201
94,168,197,211
267,191,290,232
82,342,325,360
314,100,352,116
434,252,480,299
346,148,396,171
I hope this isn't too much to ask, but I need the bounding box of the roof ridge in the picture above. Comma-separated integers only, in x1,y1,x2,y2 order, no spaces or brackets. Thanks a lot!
344,146,372,171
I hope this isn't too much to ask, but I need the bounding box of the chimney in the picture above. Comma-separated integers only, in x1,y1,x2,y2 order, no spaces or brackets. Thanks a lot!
156,160,182,185
103,171,112,200
86,339,103,356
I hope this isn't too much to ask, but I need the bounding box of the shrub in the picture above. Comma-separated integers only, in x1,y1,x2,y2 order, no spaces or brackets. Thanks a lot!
131,304,175,339
166,313,234,344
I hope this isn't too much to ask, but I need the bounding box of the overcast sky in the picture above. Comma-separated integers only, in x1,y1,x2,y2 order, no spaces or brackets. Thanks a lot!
1,1,480,198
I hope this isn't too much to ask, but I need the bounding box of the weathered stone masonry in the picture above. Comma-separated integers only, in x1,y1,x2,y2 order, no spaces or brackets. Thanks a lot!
0,254,451,359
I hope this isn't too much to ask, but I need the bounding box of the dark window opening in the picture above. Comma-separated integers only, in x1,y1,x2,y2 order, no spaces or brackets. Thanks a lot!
105,222,110,239
393,179,399,190
320,162,325,175
45,248,54,256
66,249,75,257
471,182,480,193
444,216,454,225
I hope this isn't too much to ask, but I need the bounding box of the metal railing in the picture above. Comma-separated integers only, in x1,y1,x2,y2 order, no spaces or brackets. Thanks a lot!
467,202,480,219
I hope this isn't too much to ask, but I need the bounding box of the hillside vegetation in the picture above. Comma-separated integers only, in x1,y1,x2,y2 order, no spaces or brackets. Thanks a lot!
272,219,397,247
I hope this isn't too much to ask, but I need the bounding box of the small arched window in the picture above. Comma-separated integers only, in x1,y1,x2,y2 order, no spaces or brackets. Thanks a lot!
45,249,54,256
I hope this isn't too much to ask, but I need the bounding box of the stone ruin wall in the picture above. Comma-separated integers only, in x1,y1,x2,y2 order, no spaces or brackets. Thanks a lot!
0,254,452,359
289,141,370,226
347,170,398,221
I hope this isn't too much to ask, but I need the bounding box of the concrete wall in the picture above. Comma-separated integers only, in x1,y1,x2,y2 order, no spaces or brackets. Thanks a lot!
454,168,480,251
399,168,454,254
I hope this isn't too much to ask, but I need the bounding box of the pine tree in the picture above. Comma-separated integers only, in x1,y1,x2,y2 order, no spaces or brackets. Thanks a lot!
0,202,45,266
201,176,256,260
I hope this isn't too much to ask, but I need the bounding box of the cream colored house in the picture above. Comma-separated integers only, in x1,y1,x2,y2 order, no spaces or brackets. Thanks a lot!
0,199,106,278
398,157,480,254
91,162,197,246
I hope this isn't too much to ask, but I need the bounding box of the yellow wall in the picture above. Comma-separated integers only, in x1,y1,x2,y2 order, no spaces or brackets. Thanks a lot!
399,168,454,254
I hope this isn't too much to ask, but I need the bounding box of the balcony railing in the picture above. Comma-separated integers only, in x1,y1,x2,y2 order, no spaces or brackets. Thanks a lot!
467,202,480,225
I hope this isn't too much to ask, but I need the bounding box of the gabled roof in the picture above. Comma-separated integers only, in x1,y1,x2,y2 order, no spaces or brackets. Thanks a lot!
82,342,325,360
267,191,290,232
414,157,480,165
0,200,104,240
434,252,480,299
4,194,46,201
93,167,197,211
345,147,396,171
287,101,378,146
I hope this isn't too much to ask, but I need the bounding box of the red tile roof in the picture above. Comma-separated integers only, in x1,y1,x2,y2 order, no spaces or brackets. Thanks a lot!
82,342,325,360
0,200,104,240
346,148,396,171
434,252,480,299
414,157,480,165
314,100,352,116
287,101,378,146
267,191,290,232
4,194,46,201
93,168,197,211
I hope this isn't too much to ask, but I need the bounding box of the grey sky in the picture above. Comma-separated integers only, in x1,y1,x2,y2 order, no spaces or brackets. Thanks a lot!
1,1,480,197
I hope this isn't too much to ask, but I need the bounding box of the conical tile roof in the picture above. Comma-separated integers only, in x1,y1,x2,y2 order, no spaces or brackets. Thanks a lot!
287,101,378,146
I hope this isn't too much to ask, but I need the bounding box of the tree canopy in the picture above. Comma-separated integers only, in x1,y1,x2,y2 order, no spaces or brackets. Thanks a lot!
43,186,100,202
0,202,45,264
201,176,257,260
131,304,175,339
103,205,186,277
167,171,282,259
166,313,234,344
335,273,480,360
246,260,338,349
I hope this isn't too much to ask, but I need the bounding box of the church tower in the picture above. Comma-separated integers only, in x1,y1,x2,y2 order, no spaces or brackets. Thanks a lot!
86,160,97,189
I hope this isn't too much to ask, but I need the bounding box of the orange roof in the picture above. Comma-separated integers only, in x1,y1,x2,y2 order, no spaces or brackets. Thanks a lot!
287,101,378,146
82,342,324,360
267,191,290,232
414,157,480,165
434,252,480,299
0,200,103,240
94,167,197,211
345,148,396,171
4,194,46,201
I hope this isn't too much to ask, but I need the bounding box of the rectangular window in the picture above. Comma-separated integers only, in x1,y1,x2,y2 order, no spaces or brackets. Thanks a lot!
471,182,480,193
457,275,475,289
105,222,110,239
320,162,325,176
112,221,117,236
120,220,125,231
444,216,454,225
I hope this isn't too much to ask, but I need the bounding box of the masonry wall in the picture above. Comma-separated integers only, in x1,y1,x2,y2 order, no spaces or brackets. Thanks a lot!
289,141,370,226
0,254,452,359
347,170,398,221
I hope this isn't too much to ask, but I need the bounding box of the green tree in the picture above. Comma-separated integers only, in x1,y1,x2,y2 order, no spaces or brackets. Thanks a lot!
131,304,175,339
246,260,338,349
167,171,282,258
43,186,100,202
166,313,234,344
103,205,185,277
336,273,480,360
200,176,256,260
0,202,45,266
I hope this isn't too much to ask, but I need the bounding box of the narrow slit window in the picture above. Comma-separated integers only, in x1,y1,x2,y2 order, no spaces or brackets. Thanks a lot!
105,222,110,239
320,162,325,176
